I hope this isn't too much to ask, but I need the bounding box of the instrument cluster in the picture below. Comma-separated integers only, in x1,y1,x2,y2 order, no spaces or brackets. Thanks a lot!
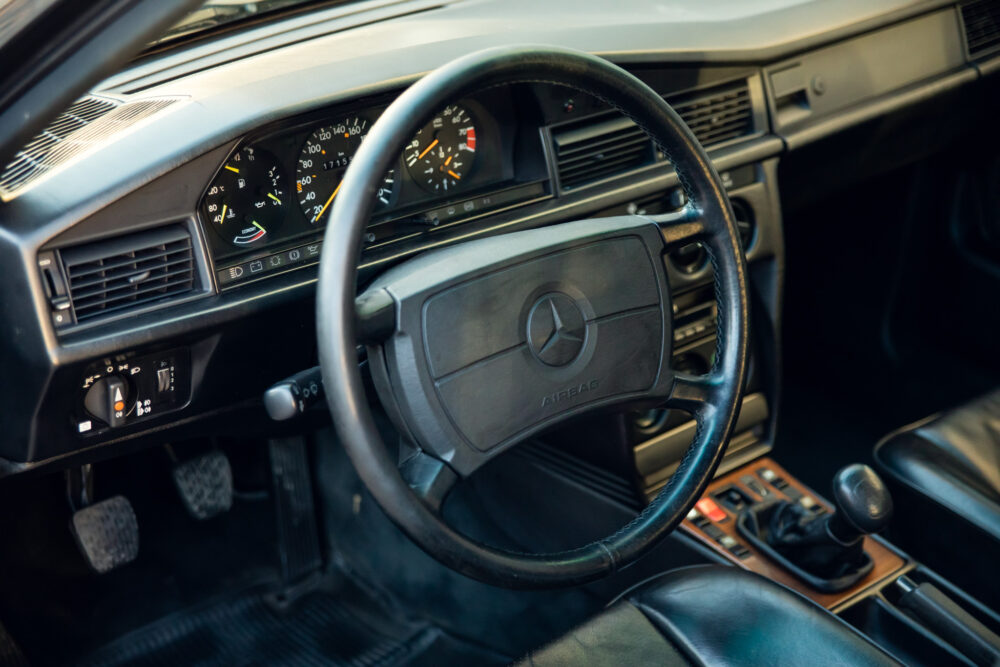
200,87,549,282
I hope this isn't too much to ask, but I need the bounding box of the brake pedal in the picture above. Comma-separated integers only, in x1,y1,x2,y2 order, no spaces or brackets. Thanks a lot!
70,496,139,574
172,449,233,520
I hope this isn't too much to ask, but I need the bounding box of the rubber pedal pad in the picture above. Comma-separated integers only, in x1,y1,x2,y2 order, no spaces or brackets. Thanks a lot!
70,495,139,574
172,449,234,520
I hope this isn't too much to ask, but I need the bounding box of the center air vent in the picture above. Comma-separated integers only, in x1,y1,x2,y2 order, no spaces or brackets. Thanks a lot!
553,116,654,189
552,79,753,191
60,225,197,325
961,0,1000,59
670,81,753,148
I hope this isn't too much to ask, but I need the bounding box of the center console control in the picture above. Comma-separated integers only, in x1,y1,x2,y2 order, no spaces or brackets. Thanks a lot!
682,457,907,610
75,348,191,435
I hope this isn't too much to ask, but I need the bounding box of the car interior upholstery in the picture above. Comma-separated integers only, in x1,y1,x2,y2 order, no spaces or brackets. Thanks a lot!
0,0,999,665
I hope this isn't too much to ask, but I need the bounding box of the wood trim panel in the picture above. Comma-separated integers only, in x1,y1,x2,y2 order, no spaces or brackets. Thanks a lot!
681,457,909,610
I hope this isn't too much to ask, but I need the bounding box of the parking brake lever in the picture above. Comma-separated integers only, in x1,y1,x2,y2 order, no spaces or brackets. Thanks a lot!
264,366,324,421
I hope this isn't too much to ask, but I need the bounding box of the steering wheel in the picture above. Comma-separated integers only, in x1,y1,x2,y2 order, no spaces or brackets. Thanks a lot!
317,45,749,589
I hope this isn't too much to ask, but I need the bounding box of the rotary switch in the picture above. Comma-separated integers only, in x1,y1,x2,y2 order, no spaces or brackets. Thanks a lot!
83,376,129,428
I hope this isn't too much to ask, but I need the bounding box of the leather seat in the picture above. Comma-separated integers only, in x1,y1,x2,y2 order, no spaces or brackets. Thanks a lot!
874,389,1000,606
518,566,900,666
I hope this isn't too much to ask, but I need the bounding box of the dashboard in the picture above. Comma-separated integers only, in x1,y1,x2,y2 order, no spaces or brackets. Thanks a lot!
0,0,996,484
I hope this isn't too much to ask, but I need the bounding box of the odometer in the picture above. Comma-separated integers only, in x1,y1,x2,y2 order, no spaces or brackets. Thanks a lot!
203,147,286,247
295,117,396,225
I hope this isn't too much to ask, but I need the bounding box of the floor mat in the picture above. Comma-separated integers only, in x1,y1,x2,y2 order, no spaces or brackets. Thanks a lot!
71,584,508,667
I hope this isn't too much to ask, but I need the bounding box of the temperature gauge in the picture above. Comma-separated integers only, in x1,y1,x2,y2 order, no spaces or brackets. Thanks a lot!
203,146,287,247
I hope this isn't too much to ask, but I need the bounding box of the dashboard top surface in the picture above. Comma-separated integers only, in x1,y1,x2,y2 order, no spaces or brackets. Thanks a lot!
1,0,955,242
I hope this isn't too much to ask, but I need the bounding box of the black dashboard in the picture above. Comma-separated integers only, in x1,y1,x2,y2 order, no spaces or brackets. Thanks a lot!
0,0,997,486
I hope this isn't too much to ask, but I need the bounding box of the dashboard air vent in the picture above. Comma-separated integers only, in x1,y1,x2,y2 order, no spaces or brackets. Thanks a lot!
61,225,196,324
553,116,654,189
670,81,753,149
552,79,753,190
962,0,1000,59
0,95,178,202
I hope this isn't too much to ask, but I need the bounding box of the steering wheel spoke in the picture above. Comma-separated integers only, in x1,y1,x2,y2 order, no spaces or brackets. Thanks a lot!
399,446,458,513
665,370,721,420
649,204,708,249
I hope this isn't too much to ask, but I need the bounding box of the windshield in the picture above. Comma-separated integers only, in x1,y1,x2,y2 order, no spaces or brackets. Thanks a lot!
152,0,341,46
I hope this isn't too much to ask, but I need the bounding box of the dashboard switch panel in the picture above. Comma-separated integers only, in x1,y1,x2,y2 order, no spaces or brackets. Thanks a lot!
76,348,191,435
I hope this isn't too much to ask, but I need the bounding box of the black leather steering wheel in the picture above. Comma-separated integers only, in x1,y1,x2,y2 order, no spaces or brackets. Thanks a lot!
317,45,749,589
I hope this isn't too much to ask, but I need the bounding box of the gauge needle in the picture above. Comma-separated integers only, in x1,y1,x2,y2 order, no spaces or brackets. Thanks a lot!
313,180,343,223
417,139,439,160
267,192,282,205
220,204,227,222
224,165,240,173
447,170,461,180
252,221,266,232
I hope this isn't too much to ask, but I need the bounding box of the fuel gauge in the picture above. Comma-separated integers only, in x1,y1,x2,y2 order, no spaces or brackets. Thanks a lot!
203,147,287,247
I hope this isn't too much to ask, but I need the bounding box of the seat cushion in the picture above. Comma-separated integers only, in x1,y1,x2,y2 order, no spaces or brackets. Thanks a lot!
518,602,689,666
875,388,1000,542
630,566,900,666
519,565,900,666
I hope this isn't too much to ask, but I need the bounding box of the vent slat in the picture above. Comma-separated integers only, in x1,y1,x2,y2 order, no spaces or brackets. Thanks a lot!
679,100,752,123
553,80,753,190
962,0,1000,58
73,284,195,320
556,136,650,167
559,152,653,184
691,119,758,145
67,244,191,280
68,255,193,291
68,255,193,289
60,224,197,324
70,265,194,301
556,131,647,160
73,275,194,311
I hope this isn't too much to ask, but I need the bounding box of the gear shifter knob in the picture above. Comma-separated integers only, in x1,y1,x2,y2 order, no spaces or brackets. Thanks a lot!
827,464,893,542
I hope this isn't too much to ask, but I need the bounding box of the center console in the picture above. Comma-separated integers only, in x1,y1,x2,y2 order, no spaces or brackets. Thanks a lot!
682,457,1000,666
682,458,906,611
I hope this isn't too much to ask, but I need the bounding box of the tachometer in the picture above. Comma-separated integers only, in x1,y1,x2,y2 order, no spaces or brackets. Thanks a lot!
203,147,286,247
295,117,397,224
405,104,477,194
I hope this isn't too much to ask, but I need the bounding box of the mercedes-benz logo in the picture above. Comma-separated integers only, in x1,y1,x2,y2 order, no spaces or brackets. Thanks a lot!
527,293,587,367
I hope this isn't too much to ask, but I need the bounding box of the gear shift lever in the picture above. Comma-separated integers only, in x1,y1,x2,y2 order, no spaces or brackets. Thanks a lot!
737,463,893,592
827,464,893,543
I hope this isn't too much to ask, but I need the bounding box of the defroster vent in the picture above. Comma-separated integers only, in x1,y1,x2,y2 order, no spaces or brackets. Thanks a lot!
60,225,197,324
0,95,178,201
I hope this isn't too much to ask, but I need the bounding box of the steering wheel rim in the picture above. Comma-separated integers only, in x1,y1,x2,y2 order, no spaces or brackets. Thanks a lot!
317,45,749,589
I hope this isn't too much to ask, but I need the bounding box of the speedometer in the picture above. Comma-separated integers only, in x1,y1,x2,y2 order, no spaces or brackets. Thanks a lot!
295,117,396,225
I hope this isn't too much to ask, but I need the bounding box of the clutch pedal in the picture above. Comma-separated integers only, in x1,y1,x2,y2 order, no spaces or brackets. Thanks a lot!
70,495,139,574
172,449,234,520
